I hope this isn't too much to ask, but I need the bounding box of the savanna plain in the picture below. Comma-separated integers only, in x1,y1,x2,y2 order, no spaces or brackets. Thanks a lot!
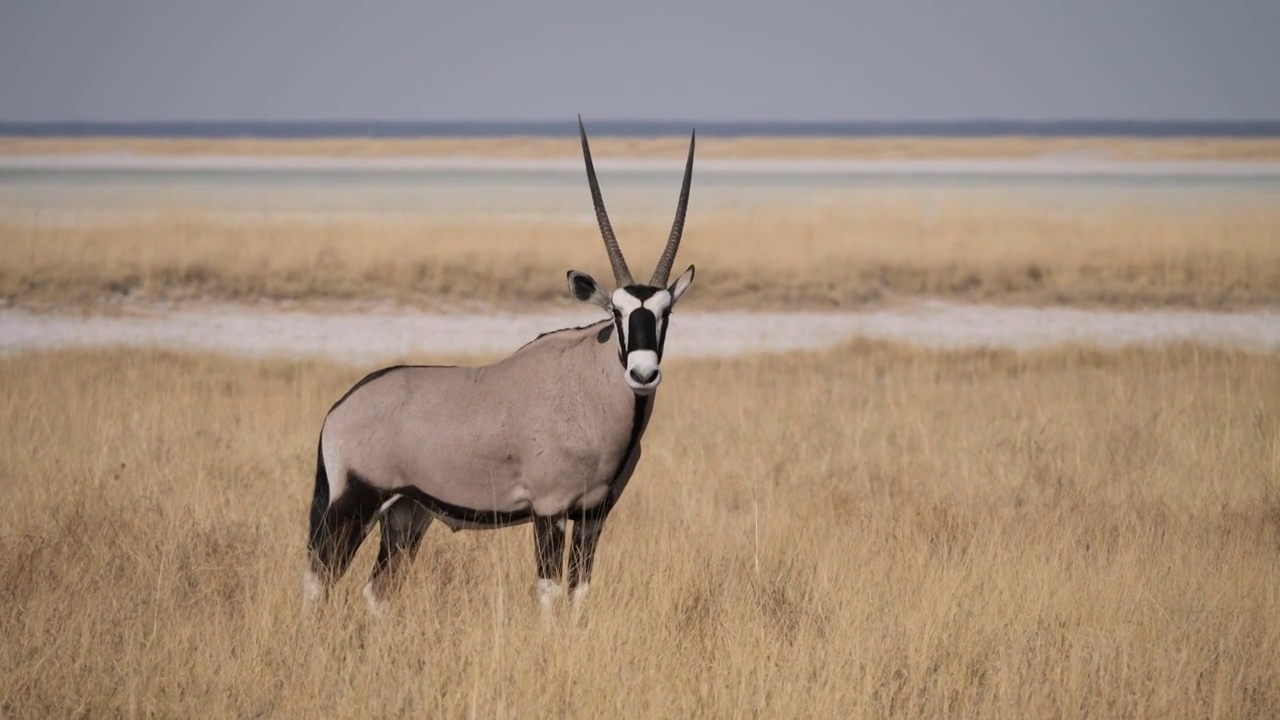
5,195,1280,312
1,137,1279,718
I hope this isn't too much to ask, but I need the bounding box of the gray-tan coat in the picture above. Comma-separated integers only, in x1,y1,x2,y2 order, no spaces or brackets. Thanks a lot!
304,116,698,628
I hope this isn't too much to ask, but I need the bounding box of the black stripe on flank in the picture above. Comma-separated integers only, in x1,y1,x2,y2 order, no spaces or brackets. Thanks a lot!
389,483,536,530
340,471,534,531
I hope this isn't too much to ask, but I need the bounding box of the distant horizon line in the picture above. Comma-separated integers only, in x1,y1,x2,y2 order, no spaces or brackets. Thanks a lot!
3,118,1279,139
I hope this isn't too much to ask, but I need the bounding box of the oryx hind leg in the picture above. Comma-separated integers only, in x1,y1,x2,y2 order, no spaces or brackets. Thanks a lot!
305,471,382,607
363,497,433,615
533,515,567,632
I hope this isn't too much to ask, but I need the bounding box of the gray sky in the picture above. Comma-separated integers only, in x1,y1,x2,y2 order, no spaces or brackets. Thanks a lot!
1,0,1277,122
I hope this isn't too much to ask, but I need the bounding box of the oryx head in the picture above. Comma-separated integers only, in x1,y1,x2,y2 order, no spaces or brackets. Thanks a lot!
567,116,696,397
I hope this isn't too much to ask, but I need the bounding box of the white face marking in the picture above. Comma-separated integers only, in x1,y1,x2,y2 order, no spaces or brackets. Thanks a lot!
612,289,672,315
610,289,641,349
643,291,673,314
625,350,661,394
645,293,671,350
610,289,644,312
611,288,674,394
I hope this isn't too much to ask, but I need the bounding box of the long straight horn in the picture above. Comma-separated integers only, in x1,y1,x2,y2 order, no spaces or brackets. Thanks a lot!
651,129,696,287
578,115,633,287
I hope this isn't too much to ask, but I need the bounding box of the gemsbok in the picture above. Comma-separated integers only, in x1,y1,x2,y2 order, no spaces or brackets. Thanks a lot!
304,116,697,627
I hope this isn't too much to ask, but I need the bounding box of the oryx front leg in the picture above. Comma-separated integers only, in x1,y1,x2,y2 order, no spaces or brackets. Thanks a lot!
533,516,566,632
568,509,608,625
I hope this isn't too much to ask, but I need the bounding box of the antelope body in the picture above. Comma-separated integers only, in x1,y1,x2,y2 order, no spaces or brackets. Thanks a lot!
304,117,697,626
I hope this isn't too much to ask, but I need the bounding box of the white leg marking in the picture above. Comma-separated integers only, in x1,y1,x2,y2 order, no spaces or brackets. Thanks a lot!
570,582,591,624
364,493,404,535
537,578,563,632
377,493,404,515
303,569,326,607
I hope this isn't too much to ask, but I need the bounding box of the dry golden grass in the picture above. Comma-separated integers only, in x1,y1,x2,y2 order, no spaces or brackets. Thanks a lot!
1,341,1278,717
4,195,1279,310
3,136,1280,160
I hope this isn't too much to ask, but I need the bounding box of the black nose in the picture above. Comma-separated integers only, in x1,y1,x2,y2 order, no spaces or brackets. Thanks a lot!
629,366,659,384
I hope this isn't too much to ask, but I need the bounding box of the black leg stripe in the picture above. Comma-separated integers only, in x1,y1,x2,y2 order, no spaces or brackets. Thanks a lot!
534,516,566,580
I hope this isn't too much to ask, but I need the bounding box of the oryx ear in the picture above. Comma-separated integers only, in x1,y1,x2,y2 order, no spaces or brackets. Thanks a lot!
668,265,695,306
567,270,612,309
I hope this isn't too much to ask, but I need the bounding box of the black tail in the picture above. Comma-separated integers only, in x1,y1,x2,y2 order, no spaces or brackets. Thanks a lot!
308,437,330,552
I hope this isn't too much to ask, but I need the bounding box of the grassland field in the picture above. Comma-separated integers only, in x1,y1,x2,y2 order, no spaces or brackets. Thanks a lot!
0,341,1277,718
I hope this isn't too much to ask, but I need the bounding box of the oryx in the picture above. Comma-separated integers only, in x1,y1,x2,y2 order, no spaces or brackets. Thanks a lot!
303,116,697,627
